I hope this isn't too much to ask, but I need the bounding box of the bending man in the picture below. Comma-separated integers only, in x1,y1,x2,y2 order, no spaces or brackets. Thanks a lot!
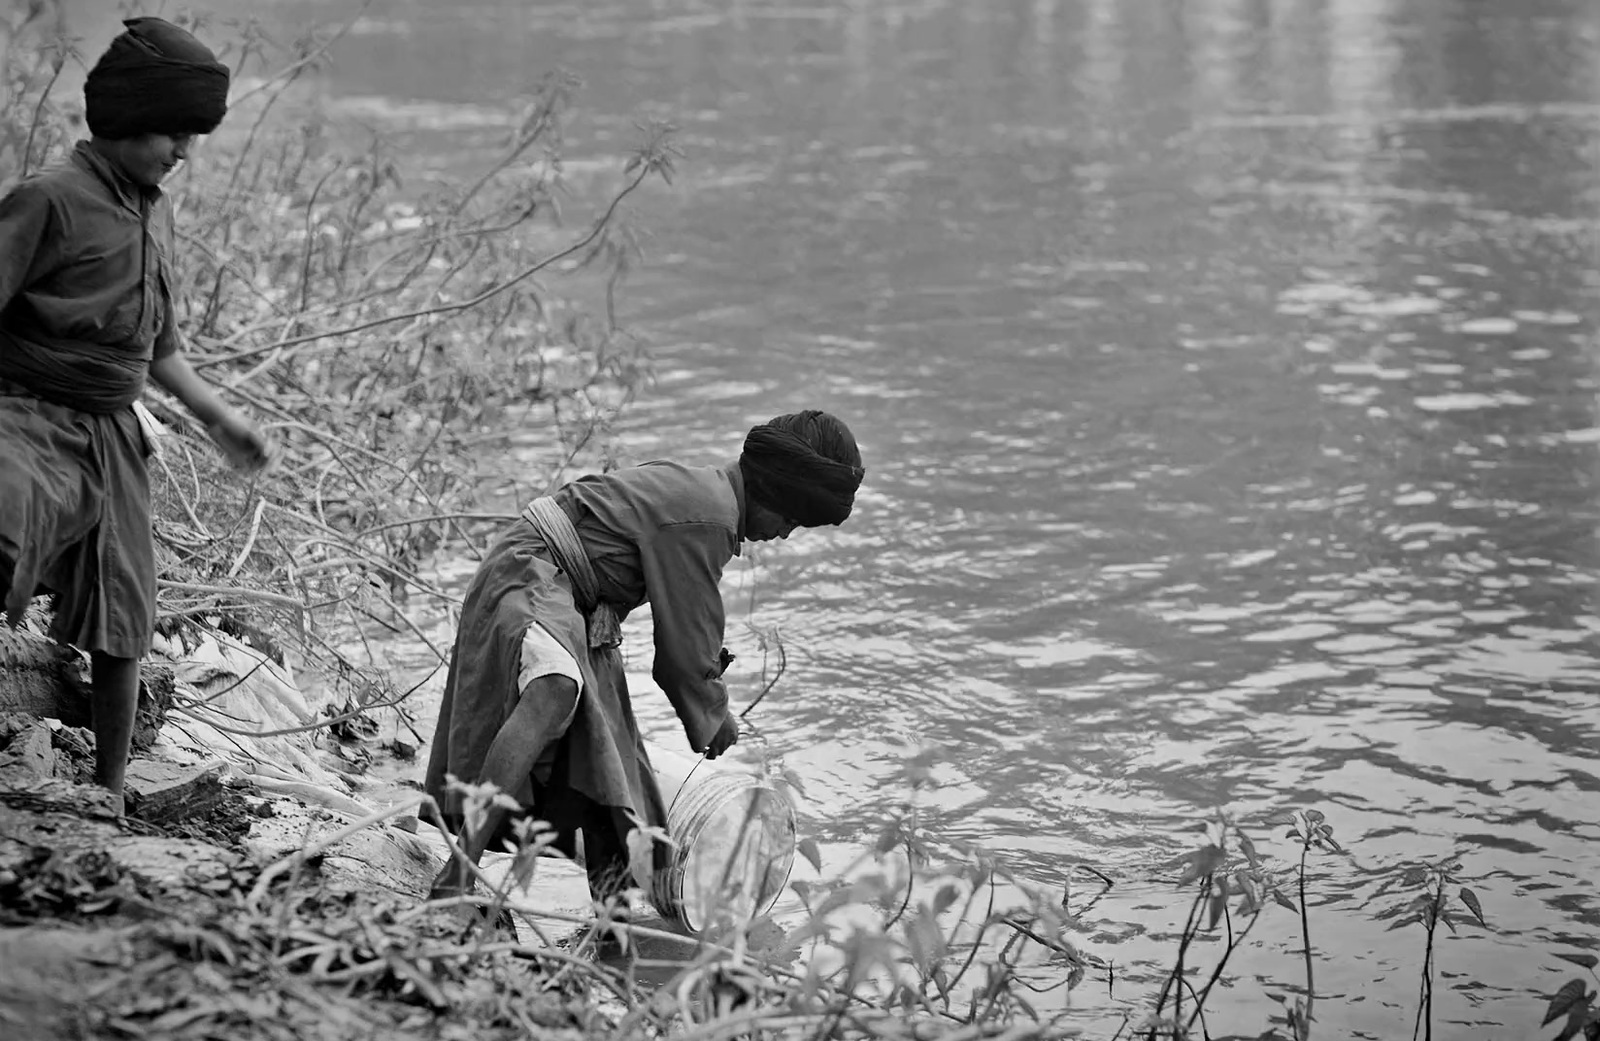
424,410,865,904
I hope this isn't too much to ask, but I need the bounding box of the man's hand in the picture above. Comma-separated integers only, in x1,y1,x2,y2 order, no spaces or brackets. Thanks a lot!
705,711,739,760
207,412,276,472
149,354,277,473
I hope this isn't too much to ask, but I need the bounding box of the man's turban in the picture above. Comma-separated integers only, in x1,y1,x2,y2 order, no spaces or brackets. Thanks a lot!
740,411,865,528
84,17,229,141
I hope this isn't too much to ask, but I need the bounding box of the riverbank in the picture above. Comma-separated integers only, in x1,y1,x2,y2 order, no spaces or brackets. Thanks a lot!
0,648,529,1036
0,612,1103,1041
0,617,655,1041
0,628,1075,1041
0,764,607,1041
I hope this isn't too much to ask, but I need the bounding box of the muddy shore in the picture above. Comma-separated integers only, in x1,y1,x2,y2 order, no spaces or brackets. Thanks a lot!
0,624,628,1041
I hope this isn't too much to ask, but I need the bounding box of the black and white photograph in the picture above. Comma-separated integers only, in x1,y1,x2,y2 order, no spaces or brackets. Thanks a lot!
1,1,1596,1038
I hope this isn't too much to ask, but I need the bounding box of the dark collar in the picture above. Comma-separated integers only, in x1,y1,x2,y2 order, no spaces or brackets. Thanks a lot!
72,140,161,214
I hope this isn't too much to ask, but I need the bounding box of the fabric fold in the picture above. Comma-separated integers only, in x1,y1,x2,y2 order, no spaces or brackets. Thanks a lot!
521,496,622,649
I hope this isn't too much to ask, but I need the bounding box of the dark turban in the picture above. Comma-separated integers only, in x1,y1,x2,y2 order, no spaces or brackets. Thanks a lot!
84,17,230,141
740,410,865,528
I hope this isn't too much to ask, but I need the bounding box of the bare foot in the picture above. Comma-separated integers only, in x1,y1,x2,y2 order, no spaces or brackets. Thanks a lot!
90,786,126,820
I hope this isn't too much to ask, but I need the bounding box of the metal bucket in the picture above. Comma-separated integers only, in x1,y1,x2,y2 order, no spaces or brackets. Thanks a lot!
648,744,797,933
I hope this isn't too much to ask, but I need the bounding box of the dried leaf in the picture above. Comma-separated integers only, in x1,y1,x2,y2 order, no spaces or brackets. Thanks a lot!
144,1003,223,1033
1274,890,1298,913
905,913,947,971
1542,978,1590,1027
780,767,808,798
1458,887,1486,928
931,882,962,917
814,886,859,918
1554,952,1600,970
1207,892,1227,930
1238,830,1260,867
797,837,822,873
1177,845,1225,887
1554,1010,1588,1041
385,952,449,1009
625,827,655,891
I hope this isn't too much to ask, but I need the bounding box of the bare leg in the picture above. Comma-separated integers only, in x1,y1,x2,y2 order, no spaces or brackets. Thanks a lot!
89,652,140,817
430,673,579,898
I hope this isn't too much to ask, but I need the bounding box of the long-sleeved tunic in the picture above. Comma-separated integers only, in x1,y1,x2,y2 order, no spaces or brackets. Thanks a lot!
0,142,181,656
423,460,747,897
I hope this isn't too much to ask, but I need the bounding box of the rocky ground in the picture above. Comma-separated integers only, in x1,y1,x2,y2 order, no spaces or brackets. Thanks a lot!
0,756,612,1040
0,628,629,1041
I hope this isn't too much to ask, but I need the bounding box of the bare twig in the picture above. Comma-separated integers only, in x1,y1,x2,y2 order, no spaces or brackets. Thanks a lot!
192,158,661,371
739,627,787,719
157,578,306,612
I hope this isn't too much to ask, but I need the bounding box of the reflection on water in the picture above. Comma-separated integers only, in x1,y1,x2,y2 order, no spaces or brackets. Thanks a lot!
130,0,1600,1034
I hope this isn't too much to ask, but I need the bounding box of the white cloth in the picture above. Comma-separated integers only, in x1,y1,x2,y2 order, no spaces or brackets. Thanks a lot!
517,621,584,697
132,401,167,458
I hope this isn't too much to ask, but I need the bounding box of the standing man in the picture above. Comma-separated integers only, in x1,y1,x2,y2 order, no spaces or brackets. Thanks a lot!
0,17,275,816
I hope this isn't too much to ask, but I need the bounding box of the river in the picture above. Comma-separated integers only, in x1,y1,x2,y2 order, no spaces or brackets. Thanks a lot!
73,0,1600,1036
